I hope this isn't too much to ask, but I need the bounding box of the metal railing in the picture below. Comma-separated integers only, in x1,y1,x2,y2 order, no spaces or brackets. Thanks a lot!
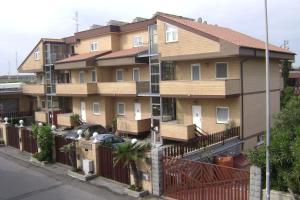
163,126,240,157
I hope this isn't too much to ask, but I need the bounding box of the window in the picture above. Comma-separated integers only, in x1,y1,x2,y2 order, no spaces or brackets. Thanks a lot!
165,24,178,43
116,69,124,81
79,71,85,83
117,102,125,115
216,63,228,79
91,70,97,83
93,102,100,115
191,64,200,80
161,61,175,81
90,42,98,51
34,47,40,60
41,100,46,109
257,133,264,146
133,68,140,81
133,36,143,47
216,107,229,123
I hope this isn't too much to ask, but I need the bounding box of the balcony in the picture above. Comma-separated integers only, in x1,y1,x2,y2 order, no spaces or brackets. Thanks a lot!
35,111,47,123
161,121,195,141
160,79,241,97
57,113,73,127
117,118,151,135
97,81,150,96
56,83,98,96
22,84,45,95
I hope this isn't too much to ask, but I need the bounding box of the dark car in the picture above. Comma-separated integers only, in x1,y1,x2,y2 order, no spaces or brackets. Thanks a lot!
93,134,125,147
64,124,107,139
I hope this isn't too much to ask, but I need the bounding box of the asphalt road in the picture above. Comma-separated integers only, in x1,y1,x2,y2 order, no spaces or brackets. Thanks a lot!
0,153,134,200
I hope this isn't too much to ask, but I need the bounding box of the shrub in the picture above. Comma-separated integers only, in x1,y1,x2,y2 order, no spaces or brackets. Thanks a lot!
34,124,53,162
70,114,80,128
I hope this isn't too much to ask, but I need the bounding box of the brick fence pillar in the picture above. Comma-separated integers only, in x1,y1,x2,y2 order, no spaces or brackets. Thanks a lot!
249,165,262,200
0,123,8,145
151,147,163,196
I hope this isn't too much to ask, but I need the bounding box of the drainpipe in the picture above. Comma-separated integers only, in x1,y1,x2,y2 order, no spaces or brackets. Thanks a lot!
240,58,249,150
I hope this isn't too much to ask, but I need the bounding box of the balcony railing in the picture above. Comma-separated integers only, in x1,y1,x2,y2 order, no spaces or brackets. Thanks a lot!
117,118,151,135
160,79,241,97
161,121,195,141
55,83,98,96
97,81,150,96
56,113,73,127
35,111,47,123
22,84,45,95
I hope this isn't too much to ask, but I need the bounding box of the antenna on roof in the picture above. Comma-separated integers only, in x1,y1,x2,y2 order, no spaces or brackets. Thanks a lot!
73,11,79,33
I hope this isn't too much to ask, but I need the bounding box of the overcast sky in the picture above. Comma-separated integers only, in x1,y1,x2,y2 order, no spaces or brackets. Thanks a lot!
0,0,299,75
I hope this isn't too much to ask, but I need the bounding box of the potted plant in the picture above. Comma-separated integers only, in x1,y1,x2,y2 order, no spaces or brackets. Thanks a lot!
113,141,150,197
70,114,80,128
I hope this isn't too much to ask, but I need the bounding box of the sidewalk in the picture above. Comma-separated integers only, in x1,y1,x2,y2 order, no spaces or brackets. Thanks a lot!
0,146,163,200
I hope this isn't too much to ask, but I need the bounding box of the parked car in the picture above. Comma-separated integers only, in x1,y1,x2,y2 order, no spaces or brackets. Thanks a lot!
64,124,107,139
92,134,125,147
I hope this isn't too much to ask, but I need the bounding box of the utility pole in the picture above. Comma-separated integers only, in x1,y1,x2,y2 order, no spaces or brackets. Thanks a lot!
73,11,79,33
264,0,271,199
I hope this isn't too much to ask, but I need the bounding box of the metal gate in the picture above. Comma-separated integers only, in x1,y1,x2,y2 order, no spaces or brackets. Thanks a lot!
163,157,249,200
21,129,38,154
6,126,20,149
54,135,76,167
98,145,130,185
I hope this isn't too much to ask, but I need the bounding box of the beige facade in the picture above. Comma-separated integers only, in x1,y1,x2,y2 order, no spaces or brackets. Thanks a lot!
157,20,220,58
19,41,44,72
74,34,113,54
119,29,149,50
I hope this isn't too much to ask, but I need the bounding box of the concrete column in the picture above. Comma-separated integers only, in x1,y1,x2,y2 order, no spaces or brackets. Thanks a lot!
249,165,262,200
151,147,163,196
18,127,25,151
92,143,99,175
0,123,8,145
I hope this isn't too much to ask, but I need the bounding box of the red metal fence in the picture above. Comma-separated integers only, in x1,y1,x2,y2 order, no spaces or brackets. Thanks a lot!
164,127,240,157
21,129,38,154
98,145,130,185
54,135,76,167
6,126,20,149
163,156,249,200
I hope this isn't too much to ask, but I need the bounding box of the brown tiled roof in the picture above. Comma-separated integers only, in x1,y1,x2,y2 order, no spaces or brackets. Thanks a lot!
63,36,76,44
97,47,147,59
55,51,111,64
157,13,294,54
289,71,300,78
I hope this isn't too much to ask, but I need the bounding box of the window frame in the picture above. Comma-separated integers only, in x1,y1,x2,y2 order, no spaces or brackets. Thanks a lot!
90,41,98,52
165,23,178,43
34,47,40,61
216,106,230,124
133,36,143,47
116,69,124,82
79,71,85,84
215,62,229,80
117,102,125,116
132,68,140,81
92,102,101,115
91,69,97,83
191,64,201,81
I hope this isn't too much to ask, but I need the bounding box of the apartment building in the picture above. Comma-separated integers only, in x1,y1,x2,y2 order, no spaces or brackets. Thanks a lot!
18,12,294,149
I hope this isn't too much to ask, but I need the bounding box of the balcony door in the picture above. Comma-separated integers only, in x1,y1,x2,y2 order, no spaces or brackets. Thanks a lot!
134,103,141,120
80,101,86,122
192,105,202,131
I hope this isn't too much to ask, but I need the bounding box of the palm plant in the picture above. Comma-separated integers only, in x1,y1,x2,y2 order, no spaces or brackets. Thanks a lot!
113,141,150,190
60,141,77,171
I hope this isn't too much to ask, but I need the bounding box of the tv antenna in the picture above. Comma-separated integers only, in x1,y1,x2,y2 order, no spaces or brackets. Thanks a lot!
73,11,79,33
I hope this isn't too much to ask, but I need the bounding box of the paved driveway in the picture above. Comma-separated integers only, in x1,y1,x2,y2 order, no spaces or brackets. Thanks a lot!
0,152,133,200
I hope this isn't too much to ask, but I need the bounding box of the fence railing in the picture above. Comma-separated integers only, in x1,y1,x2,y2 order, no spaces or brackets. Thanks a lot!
0,111,33,119
163,126,240,157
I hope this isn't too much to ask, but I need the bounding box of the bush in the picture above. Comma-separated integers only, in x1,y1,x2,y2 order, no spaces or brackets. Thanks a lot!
70,114,80,128
35,124,53,162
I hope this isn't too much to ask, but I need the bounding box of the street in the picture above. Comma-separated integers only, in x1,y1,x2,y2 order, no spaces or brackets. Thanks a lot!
0,152,133,200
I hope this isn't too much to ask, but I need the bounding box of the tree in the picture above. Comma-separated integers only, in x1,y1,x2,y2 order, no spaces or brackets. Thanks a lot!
282,60,292,89
113,141,150,191
248,96,300,195
34,124,54,162
60,141,77,171
281,86,295,108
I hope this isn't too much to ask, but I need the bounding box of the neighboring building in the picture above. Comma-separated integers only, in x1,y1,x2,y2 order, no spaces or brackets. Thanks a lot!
18,12,295,149
289,71,300,95
0,83,35,118
0,75,36,83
